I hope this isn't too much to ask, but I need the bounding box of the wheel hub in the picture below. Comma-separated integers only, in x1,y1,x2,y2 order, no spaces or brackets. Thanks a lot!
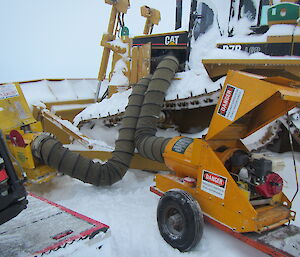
166,209,184,236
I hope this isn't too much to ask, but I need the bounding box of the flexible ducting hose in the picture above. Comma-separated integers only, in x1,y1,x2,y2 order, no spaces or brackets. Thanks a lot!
32,76,151,186
135,55,179,163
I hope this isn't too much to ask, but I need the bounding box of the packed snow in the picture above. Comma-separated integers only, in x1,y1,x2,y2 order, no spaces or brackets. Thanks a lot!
20,79,98,110
1,0,300,257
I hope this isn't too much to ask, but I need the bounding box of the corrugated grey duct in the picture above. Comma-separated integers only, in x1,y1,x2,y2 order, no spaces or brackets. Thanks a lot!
135,56,179,163
31,76,151,186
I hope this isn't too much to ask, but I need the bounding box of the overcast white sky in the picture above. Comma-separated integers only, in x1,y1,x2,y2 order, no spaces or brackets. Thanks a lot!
0,0,190,83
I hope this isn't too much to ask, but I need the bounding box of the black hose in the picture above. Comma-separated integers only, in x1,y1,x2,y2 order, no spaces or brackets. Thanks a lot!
32,76,151,186
135,56,179,162
32,55,179,185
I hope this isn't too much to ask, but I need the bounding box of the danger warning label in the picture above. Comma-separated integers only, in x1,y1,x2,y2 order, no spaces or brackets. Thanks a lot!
217,84,244,121
201,170,227,199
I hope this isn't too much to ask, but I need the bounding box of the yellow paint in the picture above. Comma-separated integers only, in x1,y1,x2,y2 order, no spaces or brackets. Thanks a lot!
0,84,56,183
29,121,43,133
206,71,300,140
202,58,300,79
157,71,298,233
0,83,35,133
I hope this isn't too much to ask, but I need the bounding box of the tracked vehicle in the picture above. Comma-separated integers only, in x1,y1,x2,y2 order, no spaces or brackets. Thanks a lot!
73,0,300,155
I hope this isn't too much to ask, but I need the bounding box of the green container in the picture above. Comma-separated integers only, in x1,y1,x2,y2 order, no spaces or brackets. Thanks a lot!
268,3,299,24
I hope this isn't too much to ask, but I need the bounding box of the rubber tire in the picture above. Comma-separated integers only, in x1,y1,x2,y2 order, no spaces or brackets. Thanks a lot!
157,189,204,252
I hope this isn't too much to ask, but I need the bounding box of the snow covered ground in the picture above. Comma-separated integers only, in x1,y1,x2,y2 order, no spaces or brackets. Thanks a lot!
27,151,299,257
1,0,300,256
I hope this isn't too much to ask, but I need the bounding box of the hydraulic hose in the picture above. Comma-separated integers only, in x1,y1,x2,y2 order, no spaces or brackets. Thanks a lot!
32,76,151,186
135,55,179,163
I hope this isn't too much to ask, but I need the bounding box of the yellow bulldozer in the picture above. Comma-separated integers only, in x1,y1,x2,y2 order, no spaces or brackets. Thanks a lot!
88,0,300,146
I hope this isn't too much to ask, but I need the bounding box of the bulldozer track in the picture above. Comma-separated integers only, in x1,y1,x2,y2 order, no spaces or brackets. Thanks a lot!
163,90,220,110
252,117,300,153
78,89,221,128
73,87,300,153
252,120,283,152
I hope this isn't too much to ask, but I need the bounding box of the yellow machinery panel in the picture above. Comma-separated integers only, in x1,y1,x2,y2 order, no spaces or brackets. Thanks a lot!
0,82,56,183
162,137,259,232
158,71,299,234
206,71,300,140
161,137,294,232
0,83,36,132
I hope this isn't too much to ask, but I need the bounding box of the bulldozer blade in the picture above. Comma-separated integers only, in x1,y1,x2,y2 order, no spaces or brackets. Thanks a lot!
0,193,109,257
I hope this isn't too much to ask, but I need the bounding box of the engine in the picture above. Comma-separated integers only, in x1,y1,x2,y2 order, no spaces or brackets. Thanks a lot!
225,150,283,198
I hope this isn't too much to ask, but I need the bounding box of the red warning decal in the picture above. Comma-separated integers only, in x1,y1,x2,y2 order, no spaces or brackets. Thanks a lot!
201,170,227,199
217,84,244,121
218,85,234,116
204,172,226,187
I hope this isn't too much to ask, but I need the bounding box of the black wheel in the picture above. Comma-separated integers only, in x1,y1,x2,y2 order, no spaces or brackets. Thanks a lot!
157,189,204,252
